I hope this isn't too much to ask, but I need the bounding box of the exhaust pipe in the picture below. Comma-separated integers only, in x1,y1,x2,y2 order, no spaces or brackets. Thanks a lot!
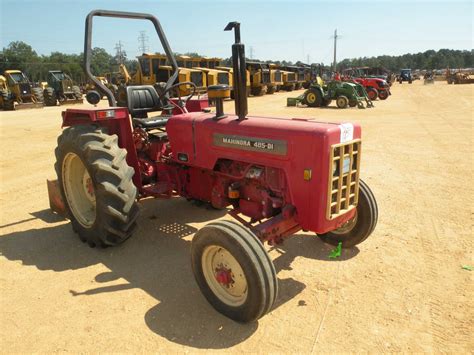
224,22,248,120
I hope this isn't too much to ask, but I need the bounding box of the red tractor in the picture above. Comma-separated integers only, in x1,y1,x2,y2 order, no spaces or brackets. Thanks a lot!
347,77,391,101
49,10,378,323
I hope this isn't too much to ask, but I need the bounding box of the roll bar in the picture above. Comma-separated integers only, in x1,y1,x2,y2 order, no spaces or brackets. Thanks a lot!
84,10,179,107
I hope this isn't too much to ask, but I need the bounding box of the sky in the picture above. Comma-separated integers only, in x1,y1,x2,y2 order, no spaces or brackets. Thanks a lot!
1,0,473,64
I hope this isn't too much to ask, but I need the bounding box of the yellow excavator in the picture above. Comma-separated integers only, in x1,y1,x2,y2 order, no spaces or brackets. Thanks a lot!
0,70,44,110
133,53,207,96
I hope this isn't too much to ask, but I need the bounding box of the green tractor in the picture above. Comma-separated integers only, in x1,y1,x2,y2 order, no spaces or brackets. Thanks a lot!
288,80,373,109
43,70,83,106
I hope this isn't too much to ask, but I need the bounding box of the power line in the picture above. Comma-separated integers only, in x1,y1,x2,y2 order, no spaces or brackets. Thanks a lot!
114,41,125,64
138,31,149,54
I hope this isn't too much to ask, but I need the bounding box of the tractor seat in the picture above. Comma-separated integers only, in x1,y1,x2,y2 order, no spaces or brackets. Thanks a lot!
126,85,169,129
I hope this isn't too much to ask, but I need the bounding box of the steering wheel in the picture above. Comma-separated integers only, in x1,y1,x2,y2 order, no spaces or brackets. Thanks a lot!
157,81,197,114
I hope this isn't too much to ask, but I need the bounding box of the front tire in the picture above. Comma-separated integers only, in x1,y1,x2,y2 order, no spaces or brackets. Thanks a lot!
336,95,349,108
366,87,378,101
191,220,277,322
32,87,44,103
72,85,82,100
1,92,14,110
251,85,266,96
44,87,57,106
55,126,139,247
266,85,276,94
318,179,378,248
378,90,389,100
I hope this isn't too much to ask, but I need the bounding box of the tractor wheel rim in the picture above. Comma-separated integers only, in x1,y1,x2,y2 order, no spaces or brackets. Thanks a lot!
202,245,248,306
332,212,358,235
62,152,96,228
337,98,345,106
307,92,316,103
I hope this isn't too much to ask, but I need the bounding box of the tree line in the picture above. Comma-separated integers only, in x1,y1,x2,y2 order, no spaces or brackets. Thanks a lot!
1,41,472,83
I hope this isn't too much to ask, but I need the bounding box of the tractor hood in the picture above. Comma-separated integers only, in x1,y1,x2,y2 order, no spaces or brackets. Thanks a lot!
166,113,361,232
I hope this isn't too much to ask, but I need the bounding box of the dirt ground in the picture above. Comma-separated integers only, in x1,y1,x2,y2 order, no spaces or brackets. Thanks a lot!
1,81,473,353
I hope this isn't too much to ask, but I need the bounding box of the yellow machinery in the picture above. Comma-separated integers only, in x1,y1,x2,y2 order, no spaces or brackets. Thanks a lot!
85,76,113,100
0,70,44,110
194,59,231,90
245,62,277,96
132,53,207,96
280,70,297,91
269,64,283,93
281,66,305,89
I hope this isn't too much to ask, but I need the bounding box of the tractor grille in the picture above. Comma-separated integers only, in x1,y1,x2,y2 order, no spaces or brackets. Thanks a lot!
217,72,229,85
19,83,31,95
262,71,271,84
327,139,361,220
191,72,203,87
274,71,282,82
287,73,296,82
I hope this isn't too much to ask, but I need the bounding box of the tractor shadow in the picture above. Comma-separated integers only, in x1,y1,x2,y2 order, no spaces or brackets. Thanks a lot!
0,197,305,349
270,234,360,273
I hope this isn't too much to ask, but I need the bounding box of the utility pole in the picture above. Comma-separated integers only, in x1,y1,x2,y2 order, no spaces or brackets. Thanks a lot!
307,54,310,65
249,46,254,60
138,31,149,54
114,41,124,64
332,29,338,73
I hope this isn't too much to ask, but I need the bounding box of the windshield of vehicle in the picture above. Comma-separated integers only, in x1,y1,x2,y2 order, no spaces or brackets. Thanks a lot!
9,73,27,83
52,72,66,80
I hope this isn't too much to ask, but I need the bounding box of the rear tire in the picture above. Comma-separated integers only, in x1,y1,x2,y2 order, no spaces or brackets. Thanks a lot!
318,179,378,248
44,87,57,106
349,100,357,107
191,220,277,322
304,88,323,107
55,126,139,247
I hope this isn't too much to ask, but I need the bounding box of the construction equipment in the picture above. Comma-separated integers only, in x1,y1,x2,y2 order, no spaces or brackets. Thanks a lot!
246,62,276,95
133,53,207,96
268,64,283,92
282,66,305,89
398,69,412,84
288,81,373,109
43,70,83,106
280,70,297,91
198,58,232,88
0,70,44,110
49,10,378,323
446,69,474,84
